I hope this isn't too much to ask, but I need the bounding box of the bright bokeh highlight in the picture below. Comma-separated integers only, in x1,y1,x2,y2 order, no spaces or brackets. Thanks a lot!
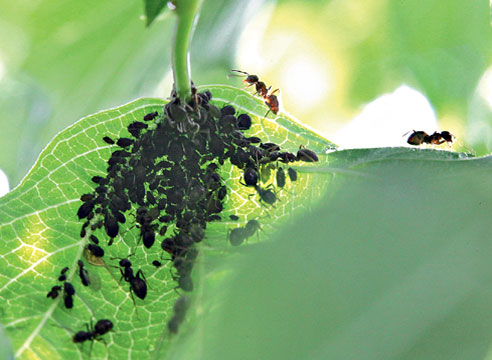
331,85,438,148
0,168,10,197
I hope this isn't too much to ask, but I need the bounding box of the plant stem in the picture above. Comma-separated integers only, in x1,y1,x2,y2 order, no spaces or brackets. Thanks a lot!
172,0,203,103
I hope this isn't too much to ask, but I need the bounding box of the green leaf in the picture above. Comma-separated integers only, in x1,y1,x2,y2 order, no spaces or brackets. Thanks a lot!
0,85,335,359
144,0,168,27
167,148,492,360
0,98,177,359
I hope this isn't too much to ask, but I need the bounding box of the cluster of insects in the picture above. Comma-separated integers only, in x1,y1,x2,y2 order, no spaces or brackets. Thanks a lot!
405,130,455,146
46,77,322,355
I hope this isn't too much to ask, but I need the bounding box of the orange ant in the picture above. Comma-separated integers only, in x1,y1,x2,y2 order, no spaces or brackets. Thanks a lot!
230,69,281,118
264,89,280,117
231,70,270,97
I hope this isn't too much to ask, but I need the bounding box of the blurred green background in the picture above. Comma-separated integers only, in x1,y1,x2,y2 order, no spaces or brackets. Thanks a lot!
0,0,491,189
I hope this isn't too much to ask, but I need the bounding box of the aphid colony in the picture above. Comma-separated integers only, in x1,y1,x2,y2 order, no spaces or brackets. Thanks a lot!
406,130,455,146
47,85,319,352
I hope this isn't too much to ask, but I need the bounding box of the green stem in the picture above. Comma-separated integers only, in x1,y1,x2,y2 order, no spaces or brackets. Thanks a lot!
172,0,203,102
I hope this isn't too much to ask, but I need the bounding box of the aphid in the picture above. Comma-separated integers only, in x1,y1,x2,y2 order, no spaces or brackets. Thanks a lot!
102,136,115,145
77,202,94,220
87,244,104,258
80,194,94,202
152,260,162,268
142,228,156,249
91,176,105,184
116,138,134,148
167,295,190,334
296,147,319,162
229,215,239,221
143,111,158,121
63,282,75,309
229,227,248,246
58,266,69,281
276,167,286,188
77,260,90,286
207,215,221,221
46,285,62,299
104,215,119,238
237,113,252,130
242,167,258,187
287,167,297,182
84,246,105,266
89,235,99,244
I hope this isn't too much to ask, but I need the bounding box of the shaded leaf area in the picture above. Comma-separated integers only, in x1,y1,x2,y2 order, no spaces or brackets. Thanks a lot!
144,0,168,26
0,85,335,359
0,325,13,360
167,148,492,360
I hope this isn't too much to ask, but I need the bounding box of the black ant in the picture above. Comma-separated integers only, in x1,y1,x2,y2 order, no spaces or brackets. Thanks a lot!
73,319,113,354
251,185,277,207
405,130,455,146
113,256,148,302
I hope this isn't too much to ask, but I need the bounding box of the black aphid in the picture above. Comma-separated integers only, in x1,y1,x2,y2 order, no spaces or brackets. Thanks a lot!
276,167,286,188
143,111,158,121
237,113,252,130
77,260,90,286
116,138,133,148
87,244,104,258
287,167,297,182
102,136,115,145
46,285,62,299
296,148,319,162
243,168,258,187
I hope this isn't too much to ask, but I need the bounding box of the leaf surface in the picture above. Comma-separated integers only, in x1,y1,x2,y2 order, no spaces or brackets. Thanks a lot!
0,85,336,359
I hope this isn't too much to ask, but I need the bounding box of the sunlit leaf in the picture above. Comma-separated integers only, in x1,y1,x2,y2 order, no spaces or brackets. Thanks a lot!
0,85,336,359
